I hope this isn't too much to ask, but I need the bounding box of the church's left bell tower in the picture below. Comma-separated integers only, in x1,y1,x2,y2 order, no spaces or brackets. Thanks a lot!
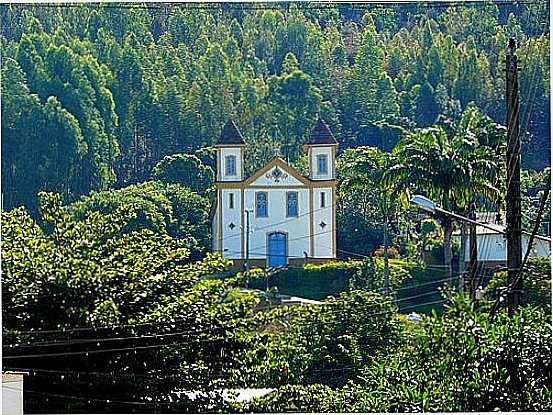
213,120,246,256
215,119,246,182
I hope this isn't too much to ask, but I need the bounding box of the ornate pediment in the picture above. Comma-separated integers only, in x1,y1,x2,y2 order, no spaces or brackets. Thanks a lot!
244,157,309,187
265,166,289,183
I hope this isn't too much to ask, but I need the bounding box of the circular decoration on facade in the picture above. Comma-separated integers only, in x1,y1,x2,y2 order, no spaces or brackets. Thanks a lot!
266,166,288,183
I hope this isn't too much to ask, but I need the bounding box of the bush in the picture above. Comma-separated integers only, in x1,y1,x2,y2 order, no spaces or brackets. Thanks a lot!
69,181,211,257
235,290,400,389
240,295,552,413
248,260,364,300
358,295,552,412
485,257,551,311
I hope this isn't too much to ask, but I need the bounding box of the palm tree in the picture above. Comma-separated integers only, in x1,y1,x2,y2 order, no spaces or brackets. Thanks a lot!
386,113,502,280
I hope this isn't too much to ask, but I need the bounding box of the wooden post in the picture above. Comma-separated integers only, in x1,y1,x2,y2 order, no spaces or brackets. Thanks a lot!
505,38,522,313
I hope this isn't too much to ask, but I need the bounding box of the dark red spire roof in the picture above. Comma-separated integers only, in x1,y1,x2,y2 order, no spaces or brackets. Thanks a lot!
216,119,246,145
306,118,337,145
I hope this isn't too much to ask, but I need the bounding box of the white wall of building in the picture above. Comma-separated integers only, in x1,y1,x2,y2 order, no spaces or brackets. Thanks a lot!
460,233,551,262
219,188,243,257
312,187,334,258
217,147,244,181
309,147,334,181
215,151,337,263
2,373,24,415
243,187,311,260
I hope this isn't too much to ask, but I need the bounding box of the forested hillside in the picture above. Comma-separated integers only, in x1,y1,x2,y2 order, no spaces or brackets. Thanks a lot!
1,1,550,213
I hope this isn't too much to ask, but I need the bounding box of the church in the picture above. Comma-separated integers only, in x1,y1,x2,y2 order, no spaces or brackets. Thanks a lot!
212,118,337,268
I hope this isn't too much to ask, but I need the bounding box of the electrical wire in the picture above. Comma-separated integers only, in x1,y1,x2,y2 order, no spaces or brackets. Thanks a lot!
23,389,148,406
4,288,448,358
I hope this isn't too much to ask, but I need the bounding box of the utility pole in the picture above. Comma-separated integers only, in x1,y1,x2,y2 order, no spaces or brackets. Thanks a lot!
383,208,390,295
505,38,522,314
468,206,478,298
245,210,251,272
459,221,468,290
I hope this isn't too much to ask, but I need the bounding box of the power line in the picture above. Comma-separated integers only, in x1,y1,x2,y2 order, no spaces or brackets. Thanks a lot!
23,389,148,407
4,289,448,358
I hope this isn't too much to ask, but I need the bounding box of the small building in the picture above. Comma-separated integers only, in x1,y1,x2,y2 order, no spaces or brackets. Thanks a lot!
454,222,551,267
2,372,26,415
212,118,337,268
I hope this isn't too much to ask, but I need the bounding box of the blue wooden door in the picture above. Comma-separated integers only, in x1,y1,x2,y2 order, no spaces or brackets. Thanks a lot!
268,232,287,267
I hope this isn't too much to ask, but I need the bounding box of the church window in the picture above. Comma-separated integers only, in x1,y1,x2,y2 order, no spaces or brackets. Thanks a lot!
320,192,326,208
256,192,268,217
225,155,236,176
286,191,298,217
229,193,234,209
317,154,328,175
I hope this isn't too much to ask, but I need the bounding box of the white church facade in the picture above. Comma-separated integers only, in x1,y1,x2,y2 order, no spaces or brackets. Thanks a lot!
212,119,337,268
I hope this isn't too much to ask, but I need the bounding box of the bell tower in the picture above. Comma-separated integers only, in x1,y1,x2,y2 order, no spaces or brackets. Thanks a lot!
215,119,246,182
304,118,337,180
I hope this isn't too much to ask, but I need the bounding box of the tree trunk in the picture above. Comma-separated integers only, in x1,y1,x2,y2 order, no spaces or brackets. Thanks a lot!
443,219,454,283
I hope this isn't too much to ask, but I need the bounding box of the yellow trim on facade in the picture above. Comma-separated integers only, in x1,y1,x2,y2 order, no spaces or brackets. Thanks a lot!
331,146,336,178
303,143,339,149
215,180,337,189
240,187,245,259
332,187,337,258
214,143,246,148
244,157,310,186
218,188,223,254
309,187,314,257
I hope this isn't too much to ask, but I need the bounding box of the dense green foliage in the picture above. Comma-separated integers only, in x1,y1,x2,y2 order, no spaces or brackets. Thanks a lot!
1,3,551,412
236,296,552,412
1,2,549,213
486,256,551,310
70,180,212,256
2,192,550,413
1,193,260,411
151,153,215,194
385,104,505,277
234,290,400,389
248,260,364,299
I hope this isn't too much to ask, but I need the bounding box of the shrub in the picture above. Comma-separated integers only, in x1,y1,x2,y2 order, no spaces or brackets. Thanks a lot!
249,260,364,300
358,295,552,412
69,181,211,257
485,257,551,311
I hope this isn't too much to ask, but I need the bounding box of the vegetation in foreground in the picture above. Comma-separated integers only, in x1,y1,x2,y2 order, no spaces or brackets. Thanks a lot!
2,195,551,413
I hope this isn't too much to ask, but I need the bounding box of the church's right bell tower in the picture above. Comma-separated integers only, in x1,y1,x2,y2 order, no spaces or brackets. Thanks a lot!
304,118,338,260
304,118,337,181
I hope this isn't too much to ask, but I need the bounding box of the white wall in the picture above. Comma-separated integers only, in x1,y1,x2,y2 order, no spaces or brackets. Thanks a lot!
220,188,243,258
243,187,311,260
2,374,24,415
312,187,334,258
461,234,551,262
218,147,244,181
309,147,334,180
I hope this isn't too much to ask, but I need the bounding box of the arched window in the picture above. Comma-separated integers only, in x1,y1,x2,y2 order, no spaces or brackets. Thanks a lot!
256,192,268,217
225,155,236,176
286,191,298,217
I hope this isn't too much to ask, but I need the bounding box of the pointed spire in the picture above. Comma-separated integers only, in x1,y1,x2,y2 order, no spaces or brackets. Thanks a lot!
216,119,246,145
305,118,337,146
